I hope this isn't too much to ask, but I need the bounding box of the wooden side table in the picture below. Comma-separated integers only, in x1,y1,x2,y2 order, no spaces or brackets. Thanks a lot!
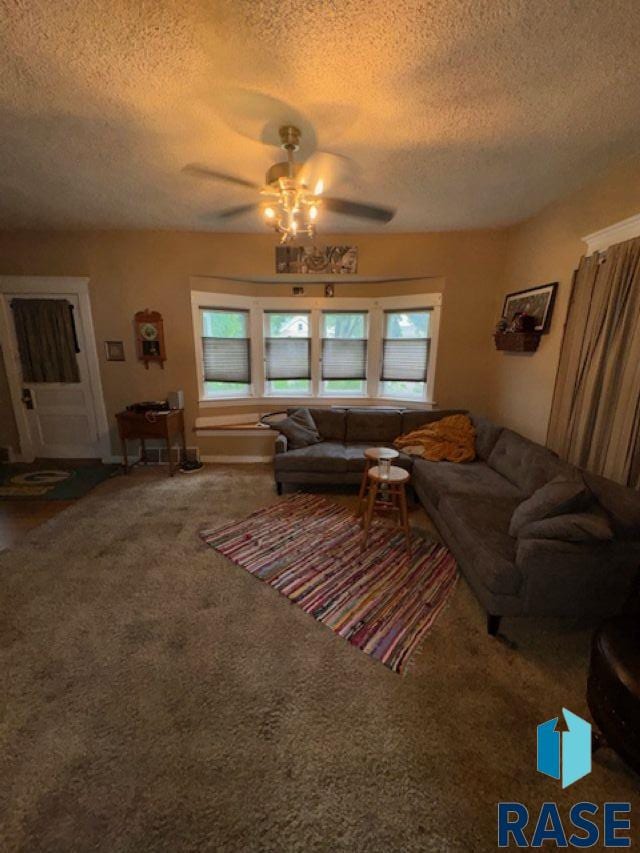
361,465,411,555
356,446,400,517
116,409,187,477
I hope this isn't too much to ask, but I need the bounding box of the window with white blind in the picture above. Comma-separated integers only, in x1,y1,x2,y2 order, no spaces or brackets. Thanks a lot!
380,310,431,399
193,292,440,404
321,311,367,395
201,309,251,398
264,311,311,395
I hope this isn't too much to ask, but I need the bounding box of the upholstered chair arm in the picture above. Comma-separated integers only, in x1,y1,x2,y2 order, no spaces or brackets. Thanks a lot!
516,538,640,617
274,433,288,454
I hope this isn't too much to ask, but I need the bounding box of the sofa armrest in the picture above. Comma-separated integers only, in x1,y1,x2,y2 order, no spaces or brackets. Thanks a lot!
274,433,288,454
516,538,640,617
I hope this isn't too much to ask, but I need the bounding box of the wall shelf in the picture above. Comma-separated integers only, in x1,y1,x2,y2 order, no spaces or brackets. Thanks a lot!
493,331,541,352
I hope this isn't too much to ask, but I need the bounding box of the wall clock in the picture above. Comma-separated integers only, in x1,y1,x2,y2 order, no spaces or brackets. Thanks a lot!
134,309,166,369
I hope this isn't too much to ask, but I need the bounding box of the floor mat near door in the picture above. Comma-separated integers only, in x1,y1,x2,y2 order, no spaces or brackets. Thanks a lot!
0,462,118,499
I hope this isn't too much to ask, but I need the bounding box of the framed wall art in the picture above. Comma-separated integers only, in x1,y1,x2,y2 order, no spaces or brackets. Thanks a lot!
501,282,558,334
104,340,125,361
276,245,358,274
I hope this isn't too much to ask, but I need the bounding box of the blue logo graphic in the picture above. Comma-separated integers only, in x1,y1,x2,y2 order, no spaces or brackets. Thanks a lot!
537,708,592,788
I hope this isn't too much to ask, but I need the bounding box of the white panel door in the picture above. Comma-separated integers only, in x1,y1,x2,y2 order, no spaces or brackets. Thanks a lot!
8,293,101,458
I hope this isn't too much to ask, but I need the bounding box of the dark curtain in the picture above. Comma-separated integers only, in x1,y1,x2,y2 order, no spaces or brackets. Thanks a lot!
11,298,80,383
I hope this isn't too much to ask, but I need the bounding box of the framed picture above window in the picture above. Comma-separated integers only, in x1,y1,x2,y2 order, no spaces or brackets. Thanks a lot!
501,282,558,334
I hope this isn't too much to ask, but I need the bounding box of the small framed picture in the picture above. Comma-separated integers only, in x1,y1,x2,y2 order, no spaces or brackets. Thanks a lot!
105,340,125,361
501,282,558,334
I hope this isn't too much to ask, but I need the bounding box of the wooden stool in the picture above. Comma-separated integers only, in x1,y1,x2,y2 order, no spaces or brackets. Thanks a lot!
361,465,411,555
356,447,400,517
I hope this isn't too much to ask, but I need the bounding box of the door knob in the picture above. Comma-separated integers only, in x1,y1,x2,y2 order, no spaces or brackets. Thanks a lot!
21,388,34,409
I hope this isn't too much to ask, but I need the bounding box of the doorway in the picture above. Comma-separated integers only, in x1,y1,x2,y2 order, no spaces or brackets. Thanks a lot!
0,277,110,462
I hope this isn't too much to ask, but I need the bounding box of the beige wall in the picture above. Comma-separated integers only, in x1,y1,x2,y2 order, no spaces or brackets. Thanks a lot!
493,154,640,445
0,229,508,457
3,154,639,460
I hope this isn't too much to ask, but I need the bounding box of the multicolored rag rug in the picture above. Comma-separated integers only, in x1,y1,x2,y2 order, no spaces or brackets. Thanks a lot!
199,494,458,673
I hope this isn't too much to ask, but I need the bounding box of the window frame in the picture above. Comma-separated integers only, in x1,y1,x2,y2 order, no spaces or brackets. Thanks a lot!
192,291,441,407
379,308,432,401
263,310,313,397
200,307,253,399
320,309,369,398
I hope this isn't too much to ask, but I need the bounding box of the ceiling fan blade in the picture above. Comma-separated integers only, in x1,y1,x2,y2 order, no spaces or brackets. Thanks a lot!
323,197,396,223
182,164,260,190
215,203,260,220
215,88,317,157
298,150,354,195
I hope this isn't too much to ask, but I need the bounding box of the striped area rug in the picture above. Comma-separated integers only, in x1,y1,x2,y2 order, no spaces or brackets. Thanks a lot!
200,493,458,673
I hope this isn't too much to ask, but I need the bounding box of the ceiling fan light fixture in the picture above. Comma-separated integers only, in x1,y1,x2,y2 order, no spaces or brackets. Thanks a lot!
185,121,395,240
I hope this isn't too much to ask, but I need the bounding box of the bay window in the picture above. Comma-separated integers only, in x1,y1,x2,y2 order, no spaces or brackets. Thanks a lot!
193,292,440,404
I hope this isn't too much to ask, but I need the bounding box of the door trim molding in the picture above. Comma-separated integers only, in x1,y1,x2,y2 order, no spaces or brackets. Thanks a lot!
0,276,111,463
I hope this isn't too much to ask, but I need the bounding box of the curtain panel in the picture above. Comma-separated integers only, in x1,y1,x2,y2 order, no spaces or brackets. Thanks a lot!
11,298,80,383
548,237,640,487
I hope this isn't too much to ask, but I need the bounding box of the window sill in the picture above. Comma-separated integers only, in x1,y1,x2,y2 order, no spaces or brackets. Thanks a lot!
199,396,436,409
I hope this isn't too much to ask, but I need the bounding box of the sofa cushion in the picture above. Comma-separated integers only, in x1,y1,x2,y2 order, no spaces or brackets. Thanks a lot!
401,408,466,435
439,495,522,596
345,408,403,443
509,475,592,537
488,429,574,495
275,407,321,450
471,414,503,461
274,441,347,473
517,509,614,542
306,408,347,442
412,458,523,508
584,471,640,539
344,443,413,473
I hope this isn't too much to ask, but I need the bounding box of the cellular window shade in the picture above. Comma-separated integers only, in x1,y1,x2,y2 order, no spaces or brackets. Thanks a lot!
265,338,311,380
322,339,367,380
381,338,430,381
202,337,250,383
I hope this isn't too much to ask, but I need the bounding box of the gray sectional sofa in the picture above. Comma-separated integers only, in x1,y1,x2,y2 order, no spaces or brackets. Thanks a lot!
273,407,640,633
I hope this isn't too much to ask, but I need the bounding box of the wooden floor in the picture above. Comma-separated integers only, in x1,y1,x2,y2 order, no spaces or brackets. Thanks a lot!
0,500,74,551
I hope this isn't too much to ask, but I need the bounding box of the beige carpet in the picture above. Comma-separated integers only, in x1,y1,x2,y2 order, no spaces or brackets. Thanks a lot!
0,466,637,852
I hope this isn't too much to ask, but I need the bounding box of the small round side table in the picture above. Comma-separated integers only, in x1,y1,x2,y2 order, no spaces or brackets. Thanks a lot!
361,465,411,555
356,446,400,517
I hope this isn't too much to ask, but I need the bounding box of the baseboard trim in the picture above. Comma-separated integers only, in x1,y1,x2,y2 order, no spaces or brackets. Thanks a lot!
199,454,273,464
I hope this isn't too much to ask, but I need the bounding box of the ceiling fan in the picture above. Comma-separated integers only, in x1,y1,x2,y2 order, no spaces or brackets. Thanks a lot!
183,124,396,243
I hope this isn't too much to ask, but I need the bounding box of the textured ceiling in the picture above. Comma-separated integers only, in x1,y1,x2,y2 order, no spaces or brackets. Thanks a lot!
1,0,640,232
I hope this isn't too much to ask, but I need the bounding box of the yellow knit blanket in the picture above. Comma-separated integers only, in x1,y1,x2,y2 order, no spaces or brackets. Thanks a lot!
394,414,476,463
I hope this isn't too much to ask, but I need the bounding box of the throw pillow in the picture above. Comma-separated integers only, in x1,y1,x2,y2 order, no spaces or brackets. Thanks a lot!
274,407,321,450
509,475,591,537
517,510,614,542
